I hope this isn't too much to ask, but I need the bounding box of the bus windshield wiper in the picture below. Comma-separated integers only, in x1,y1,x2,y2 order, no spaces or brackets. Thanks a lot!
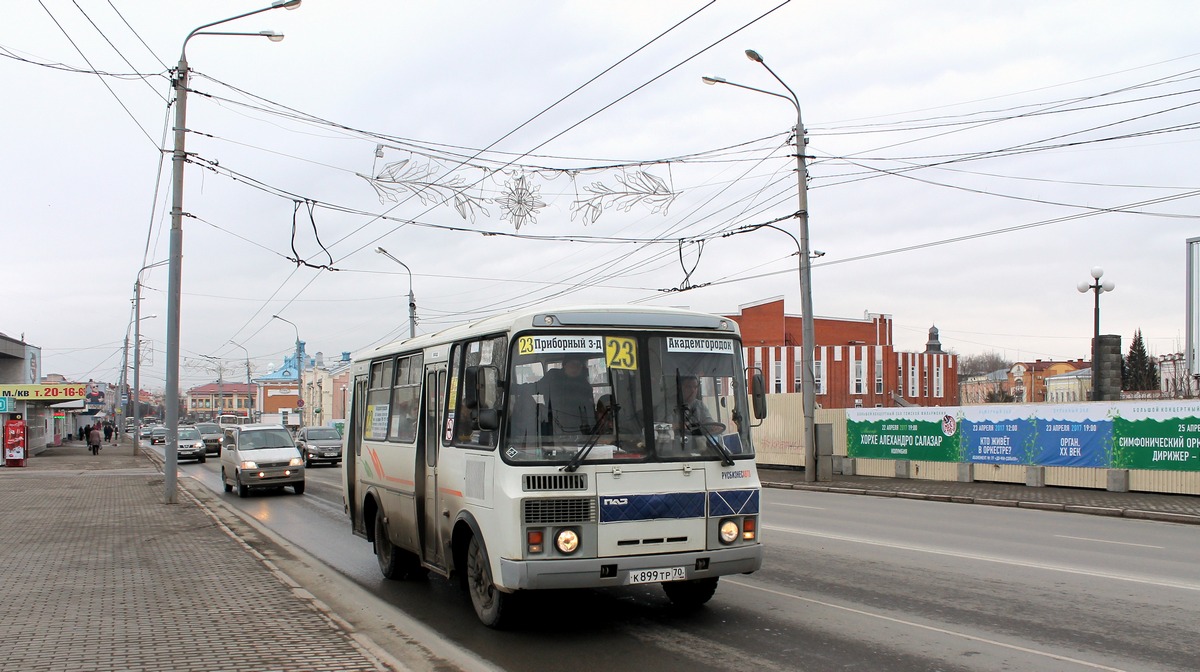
683,407,735,467
561,403,613,472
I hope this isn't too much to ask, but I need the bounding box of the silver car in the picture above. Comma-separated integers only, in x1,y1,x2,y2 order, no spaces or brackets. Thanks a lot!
295,426,343,467
219,424,305,497
177,427,207,463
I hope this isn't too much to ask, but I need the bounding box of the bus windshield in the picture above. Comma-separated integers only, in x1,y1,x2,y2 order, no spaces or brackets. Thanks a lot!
504,333,753,464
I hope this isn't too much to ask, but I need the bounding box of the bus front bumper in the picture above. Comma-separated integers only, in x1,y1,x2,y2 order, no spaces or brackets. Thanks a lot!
498,544,762,591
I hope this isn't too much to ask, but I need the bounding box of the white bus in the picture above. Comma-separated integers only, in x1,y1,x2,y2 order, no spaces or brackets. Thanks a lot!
343,305,766,627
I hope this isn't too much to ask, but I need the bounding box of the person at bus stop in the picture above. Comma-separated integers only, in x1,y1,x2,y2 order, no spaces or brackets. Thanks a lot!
541,353,595,434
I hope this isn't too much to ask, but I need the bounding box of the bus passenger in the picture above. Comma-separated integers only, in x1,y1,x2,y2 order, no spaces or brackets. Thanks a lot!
540,353,595,435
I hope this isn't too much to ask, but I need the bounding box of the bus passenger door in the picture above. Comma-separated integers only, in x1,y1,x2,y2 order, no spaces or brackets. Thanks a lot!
347,374,368,536
421,365,447,569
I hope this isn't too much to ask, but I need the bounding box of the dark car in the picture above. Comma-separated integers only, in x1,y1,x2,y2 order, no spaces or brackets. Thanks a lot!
295,426,343,467
150,427,167,445
195,422,222,455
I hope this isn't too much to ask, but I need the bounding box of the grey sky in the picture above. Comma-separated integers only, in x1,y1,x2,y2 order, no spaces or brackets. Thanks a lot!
4,1,1197,391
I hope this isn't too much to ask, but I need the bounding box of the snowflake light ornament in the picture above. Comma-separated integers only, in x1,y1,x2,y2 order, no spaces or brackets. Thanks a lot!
495,173,546,230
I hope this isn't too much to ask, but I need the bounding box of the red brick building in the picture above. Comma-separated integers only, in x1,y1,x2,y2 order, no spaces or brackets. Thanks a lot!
726,297,958,408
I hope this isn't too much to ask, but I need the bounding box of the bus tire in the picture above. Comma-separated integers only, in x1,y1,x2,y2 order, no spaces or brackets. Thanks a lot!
466,535,509,628
663,577,718,609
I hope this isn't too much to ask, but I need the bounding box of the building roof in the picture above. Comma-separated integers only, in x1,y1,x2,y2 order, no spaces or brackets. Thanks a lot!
187,382,255,395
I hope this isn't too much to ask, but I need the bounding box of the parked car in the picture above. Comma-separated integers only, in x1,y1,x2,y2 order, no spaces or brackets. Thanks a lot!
176,426,207,463
294,426,343,467
219,424,305,497
150,427,166,445
195,422,222,455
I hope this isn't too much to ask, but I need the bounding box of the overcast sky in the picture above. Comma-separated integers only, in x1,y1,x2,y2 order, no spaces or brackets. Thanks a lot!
4,1,1198,391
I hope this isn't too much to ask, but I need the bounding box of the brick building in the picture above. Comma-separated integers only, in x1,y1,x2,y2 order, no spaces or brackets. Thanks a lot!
1008,360,1088,403
726,297,957,408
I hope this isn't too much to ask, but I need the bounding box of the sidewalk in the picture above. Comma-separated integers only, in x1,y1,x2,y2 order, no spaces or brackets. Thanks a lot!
760,466,1200,525
0,438,404,672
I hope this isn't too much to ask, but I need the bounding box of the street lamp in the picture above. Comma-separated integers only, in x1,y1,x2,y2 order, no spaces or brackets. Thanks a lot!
163,0,299,504
704,48,818,482
1077,267,1115,401
121,312,156,453
272,315,303,428
228,340,254,421
199,354,225,421
132,260,166,452
375,246,417,339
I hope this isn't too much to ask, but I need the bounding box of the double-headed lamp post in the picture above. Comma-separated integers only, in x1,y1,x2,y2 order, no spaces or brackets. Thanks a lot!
272,315,303,427
163,0,299,504
704,49,818,482
1077,267,1115,401
375,247,417,339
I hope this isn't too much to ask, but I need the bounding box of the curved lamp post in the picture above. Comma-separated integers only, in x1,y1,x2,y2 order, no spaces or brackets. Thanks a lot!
375,246,417,339
163,0,299,504
704,49,818,482
1077,267,1115,400
272,315,303,427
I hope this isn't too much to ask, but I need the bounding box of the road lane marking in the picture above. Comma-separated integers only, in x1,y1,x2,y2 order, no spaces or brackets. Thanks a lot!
765,524,1200,592
726,579,1129,672
1055,535,1163,549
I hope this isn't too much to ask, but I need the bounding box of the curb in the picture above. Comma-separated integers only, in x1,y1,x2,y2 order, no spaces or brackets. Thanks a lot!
764,482,1200,526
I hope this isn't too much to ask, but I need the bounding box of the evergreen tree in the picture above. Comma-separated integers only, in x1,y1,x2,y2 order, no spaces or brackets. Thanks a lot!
1121,329,1160,391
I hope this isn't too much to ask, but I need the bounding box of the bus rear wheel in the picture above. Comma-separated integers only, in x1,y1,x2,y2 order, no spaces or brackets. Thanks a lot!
466,535,509,628
663,577,719,609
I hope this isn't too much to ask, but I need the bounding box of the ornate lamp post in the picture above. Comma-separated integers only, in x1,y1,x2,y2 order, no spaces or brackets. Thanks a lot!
1077,267,1115,401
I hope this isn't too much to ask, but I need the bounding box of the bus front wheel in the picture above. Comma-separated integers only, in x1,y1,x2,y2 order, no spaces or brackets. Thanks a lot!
663,577,718,609
466,535,509,628
374,512,424,580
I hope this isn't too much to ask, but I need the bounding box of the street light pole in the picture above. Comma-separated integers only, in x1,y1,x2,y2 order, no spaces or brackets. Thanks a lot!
272,315,303,427
164,0,299,504
229,340,253,422
1077,267,1115,401
375,247,416,339
704,49,818,482
133,261,165,455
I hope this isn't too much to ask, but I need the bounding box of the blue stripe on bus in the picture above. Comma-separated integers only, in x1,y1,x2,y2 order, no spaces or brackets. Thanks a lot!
599,492,705,522
708,489,760,516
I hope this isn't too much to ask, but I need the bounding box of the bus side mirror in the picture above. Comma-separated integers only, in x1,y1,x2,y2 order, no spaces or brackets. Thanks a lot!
477,409,500,431
751,371,767,419
464,365,501,410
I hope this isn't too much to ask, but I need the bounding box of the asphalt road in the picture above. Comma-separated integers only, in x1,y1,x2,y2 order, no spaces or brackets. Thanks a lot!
169,450,1199,672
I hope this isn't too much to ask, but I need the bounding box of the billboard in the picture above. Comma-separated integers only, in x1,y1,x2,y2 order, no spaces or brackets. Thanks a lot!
1188,237,1200,377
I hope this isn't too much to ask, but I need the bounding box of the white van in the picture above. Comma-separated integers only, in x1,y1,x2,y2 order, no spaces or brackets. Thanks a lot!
219,423,305,497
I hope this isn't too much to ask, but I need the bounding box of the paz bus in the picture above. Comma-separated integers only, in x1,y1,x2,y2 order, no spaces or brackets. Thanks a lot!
342,305,766,627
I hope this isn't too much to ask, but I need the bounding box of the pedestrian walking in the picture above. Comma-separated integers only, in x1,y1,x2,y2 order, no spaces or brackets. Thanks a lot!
103,423,113,443
87,424,102,455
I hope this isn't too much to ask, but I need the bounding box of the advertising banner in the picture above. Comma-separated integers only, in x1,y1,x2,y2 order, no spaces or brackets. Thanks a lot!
1111,402,1200,472
0,384,89,401
849,401,1200,472
846,407,962,462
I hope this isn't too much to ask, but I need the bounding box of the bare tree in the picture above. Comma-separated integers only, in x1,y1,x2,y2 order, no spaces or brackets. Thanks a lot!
959,352,1012,377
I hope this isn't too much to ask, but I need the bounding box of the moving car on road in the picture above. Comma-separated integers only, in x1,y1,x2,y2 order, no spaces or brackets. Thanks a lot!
150,427,166,445
177,426,207,463
219,424,305,498
195,422,222,455
295,426,343,467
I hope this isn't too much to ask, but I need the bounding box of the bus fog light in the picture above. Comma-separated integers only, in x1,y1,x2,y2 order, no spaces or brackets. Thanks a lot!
719,519,739,544
555,528,580,554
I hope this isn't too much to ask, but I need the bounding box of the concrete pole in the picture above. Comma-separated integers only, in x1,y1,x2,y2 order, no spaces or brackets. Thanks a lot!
164,53,188,504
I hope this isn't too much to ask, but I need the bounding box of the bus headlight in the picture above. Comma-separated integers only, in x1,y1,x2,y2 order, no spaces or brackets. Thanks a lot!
555,528,580,554
719,519,740,544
